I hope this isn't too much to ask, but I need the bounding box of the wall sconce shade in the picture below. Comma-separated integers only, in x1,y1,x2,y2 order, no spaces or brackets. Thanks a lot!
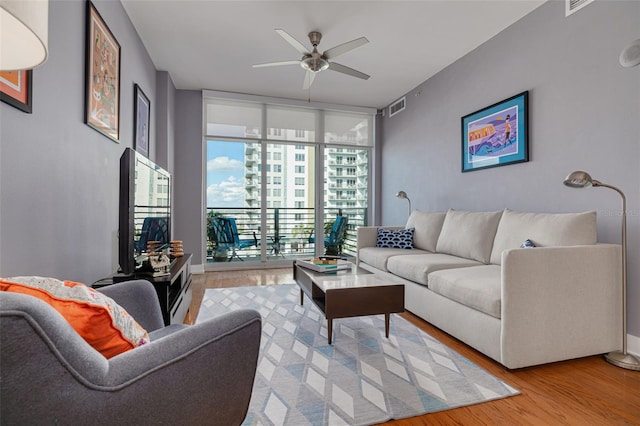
619,38,640,68
0,0,49,71
563,171,640,371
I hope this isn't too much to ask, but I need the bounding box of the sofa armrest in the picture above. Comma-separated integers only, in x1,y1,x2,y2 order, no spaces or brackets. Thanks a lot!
98,279,165,332
356,226,403,265
500,244,622,369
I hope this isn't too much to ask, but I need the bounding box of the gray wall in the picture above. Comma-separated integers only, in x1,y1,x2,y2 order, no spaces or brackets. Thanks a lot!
174,90,204,265
0,0,160,282
380,1,640,338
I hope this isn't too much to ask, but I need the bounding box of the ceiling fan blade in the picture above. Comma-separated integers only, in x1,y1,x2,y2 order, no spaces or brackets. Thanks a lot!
253,60,301,68
323,37,369,60
303,71,316,90
328,62,370,80
275,29,309,55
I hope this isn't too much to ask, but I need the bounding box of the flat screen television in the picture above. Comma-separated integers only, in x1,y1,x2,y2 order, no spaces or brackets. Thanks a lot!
119,148,171,274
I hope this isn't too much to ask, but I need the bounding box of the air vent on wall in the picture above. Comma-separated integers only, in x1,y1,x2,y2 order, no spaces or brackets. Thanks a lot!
565,0,594,16
389,97,406,117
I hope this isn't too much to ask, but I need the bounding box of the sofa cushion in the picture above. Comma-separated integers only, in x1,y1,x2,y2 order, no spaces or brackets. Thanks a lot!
405,210,446,252
358,247,429,271
386,253,482,286
489,209,597,264
376,227,415,249
0,276,150,358
428,265,502,318
435,209,503,264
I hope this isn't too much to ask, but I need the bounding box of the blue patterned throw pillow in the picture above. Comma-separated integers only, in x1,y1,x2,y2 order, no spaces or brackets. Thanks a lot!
520,239,537,248
376,228,415,249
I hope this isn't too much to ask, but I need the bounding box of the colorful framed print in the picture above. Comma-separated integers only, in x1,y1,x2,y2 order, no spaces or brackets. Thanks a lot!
134,84,150,157
85,1,120,142
461,91,529,172
0,70,32,113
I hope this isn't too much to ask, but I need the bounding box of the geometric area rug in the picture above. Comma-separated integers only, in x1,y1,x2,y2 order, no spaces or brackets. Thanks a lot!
196,284,519,426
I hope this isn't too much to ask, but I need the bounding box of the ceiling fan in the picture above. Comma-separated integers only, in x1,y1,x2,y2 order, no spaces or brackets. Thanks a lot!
253,29,370,90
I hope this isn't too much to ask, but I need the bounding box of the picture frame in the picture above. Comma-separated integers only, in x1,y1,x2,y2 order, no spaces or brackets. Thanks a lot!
84,1,120,142
461,91,529,173
0,70,32,113
134,84,150,157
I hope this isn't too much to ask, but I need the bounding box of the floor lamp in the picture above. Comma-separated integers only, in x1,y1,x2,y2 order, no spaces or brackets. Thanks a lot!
563,171,640,371
396,191,412,218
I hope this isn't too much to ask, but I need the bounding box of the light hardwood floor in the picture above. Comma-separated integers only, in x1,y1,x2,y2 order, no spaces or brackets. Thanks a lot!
186,268,640,425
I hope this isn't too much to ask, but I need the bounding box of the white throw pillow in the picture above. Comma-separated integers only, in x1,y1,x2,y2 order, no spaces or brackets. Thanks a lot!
405,210,446,252
435,209,503,264
489,209,597,264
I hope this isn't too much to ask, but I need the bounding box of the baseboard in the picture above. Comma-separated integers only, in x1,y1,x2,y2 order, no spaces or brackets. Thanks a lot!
628,333,640,357
191,263,205,274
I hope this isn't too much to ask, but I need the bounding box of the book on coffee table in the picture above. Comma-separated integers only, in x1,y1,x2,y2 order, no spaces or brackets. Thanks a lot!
296,258,352,273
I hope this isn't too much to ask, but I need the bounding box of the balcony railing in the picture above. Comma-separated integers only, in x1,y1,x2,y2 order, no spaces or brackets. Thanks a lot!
205,207,368,263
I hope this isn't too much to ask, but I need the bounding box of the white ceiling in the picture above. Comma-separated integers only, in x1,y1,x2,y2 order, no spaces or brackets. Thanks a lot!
122,0,546,109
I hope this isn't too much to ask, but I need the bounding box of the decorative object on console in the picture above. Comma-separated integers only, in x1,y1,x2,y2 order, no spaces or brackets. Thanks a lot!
563,170,640,371
170,240,184,257
84,1,120,142
0,70,32,113
396,190,412,217
0,0,48,71
134,83,150,157
461,91,529,172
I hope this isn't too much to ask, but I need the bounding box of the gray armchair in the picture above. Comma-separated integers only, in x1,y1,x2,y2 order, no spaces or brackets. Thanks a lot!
0,279,261,425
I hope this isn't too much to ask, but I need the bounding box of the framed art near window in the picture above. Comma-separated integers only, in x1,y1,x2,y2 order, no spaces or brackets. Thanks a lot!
0,70,32,113
85,1,120,142
461,91,529,173
134,84,150,157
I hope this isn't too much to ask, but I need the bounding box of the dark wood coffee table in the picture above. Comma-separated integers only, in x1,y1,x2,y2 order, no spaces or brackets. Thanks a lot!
293,260,405,344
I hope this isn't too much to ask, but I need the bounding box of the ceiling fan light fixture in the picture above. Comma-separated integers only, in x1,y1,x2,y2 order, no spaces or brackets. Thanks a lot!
300,56,329,72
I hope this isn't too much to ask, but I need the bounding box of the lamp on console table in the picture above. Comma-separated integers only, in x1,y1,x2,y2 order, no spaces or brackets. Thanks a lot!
563,170,640,371
396,191,412,218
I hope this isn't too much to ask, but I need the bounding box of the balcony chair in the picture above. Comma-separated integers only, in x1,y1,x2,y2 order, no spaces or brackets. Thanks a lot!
0,279,261,425
134,216,169,253
210,216,258,261
309,215,349,255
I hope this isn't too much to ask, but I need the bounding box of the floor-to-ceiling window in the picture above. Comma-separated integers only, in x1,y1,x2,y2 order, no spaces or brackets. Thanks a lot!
204,93,375,269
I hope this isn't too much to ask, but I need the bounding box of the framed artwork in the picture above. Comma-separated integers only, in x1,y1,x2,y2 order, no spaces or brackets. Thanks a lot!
85,1,120,142
134,84,150,157
0,70,32,113
461,91,529,173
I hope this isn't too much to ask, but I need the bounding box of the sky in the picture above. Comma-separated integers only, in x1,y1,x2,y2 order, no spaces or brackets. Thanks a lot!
206,140,246,208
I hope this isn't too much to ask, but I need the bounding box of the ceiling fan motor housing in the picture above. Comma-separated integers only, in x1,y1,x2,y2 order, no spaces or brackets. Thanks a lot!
308,31,322,47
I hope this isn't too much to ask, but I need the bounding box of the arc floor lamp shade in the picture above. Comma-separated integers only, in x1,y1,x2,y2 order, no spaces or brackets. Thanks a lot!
0,0,49,71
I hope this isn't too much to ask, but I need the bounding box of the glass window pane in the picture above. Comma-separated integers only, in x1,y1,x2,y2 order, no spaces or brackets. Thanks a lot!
324,147,368,256
266,143,315,258
206,140,261,263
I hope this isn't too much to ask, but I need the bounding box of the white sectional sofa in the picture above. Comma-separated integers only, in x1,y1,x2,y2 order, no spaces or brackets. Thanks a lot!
356,209,622,369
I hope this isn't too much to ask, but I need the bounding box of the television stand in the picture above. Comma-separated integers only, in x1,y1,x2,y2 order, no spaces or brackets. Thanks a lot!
102,253,192,326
